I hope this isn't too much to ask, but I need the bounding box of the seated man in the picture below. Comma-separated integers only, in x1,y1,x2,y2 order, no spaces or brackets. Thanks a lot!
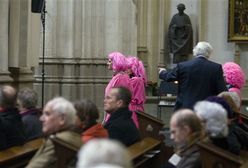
0,85,26,150
103,87,140,146
17,87,43,140
26,97,78,168
167,109,203,168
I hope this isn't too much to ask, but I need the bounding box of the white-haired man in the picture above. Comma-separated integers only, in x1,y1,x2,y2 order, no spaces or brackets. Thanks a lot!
26,97,78,168
159,41,227,111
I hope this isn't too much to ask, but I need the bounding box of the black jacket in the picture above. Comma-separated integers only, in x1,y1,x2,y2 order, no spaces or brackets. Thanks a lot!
21,108,43,141
159,57,227,110
0,108,26,150
104,107,140,146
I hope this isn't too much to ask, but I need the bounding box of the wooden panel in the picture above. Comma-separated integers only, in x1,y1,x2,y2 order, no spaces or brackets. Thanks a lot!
197,140,243,168
136,111,174,164
51,132,82,168
0,138,43,168
127,137,161,168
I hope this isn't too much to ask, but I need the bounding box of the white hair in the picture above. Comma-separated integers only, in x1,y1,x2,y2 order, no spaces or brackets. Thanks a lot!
76,139,132,168
194,101,228,138
45,97,76,127
193,41,213,59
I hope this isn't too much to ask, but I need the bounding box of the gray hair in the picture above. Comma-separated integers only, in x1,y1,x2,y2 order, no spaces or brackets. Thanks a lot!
194,101,228,138
193,41,213,59
17,87,38,109
76,139,132,168
45,97,76,127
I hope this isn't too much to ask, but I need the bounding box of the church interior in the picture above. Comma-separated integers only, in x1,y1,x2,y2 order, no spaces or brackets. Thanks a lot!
0,0,248,167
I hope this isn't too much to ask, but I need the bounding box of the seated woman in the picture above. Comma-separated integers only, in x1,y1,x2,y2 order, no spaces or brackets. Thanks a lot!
205,96,241,155
194,101,238,154
218,91,248,150
74,99,108,143
17,87,43,141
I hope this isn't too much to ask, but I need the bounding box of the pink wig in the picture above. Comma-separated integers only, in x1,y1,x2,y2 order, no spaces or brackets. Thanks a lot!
108,52,128,72
222,62,246,90
127,56,147,85
127,56,140,77
138,60,148,85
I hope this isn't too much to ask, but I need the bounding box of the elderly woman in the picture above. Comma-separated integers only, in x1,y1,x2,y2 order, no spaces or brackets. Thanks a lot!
103,52,133,123
205,96,241,155
17,87,43,140
194,101,240,155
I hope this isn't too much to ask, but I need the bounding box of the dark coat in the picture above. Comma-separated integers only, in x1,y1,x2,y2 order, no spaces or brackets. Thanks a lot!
177,145,201,168
159,57,227,110
21,108,43,141
0,108,26,150
104,107,140,146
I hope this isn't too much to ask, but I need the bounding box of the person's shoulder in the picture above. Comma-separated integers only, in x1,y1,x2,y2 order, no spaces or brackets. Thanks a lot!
205,59,222,67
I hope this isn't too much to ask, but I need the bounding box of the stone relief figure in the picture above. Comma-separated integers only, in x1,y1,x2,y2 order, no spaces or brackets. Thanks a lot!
168,3,193,63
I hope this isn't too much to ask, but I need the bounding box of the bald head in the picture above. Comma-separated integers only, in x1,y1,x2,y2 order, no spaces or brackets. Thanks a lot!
0,85,17,108
171,109,202,133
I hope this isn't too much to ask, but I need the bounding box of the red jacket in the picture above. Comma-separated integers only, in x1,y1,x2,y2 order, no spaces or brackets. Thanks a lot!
81,123,108,143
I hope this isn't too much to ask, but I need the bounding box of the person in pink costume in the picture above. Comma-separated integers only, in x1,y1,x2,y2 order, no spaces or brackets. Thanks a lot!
222,62,246,95
103,52,133,123
126,56,147,128
222,62,246,112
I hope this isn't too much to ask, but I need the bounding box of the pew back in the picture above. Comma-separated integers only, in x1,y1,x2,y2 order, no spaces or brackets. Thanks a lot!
128,137,161,168
136,111,174,163
51,132,82,168
197,140,243,168
0,138,43,168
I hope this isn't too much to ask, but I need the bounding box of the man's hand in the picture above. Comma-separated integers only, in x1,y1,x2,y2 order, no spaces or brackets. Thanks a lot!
158,68,166,74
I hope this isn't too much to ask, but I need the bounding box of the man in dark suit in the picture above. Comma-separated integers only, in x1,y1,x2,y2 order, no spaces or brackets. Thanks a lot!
103,86,140,146
159,41,227,111
0,85,26,150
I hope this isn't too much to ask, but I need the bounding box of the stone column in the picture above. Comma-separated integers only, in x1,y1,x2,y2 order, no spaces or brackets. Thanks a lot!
8,0,40,87
137,0,165,82
34,0,137,109
0,0,13,83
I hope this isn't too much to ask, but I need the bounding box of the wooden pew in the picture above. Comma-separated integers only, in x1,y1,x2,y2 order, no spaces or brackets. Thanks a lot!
197,140,243,168
51,112,171,168
128,137,161,168
136,111,174,163
0,138,43,168
52,133,161,168
51,132,82,168
136,111,164,140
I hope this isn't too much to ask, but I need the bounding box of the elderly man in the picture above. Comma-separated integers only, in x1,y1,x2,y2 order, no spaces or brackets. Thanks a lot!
168,109,203,168
103,86,140,146
26,97,79,168
159,41,227,111
0,85,26,150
